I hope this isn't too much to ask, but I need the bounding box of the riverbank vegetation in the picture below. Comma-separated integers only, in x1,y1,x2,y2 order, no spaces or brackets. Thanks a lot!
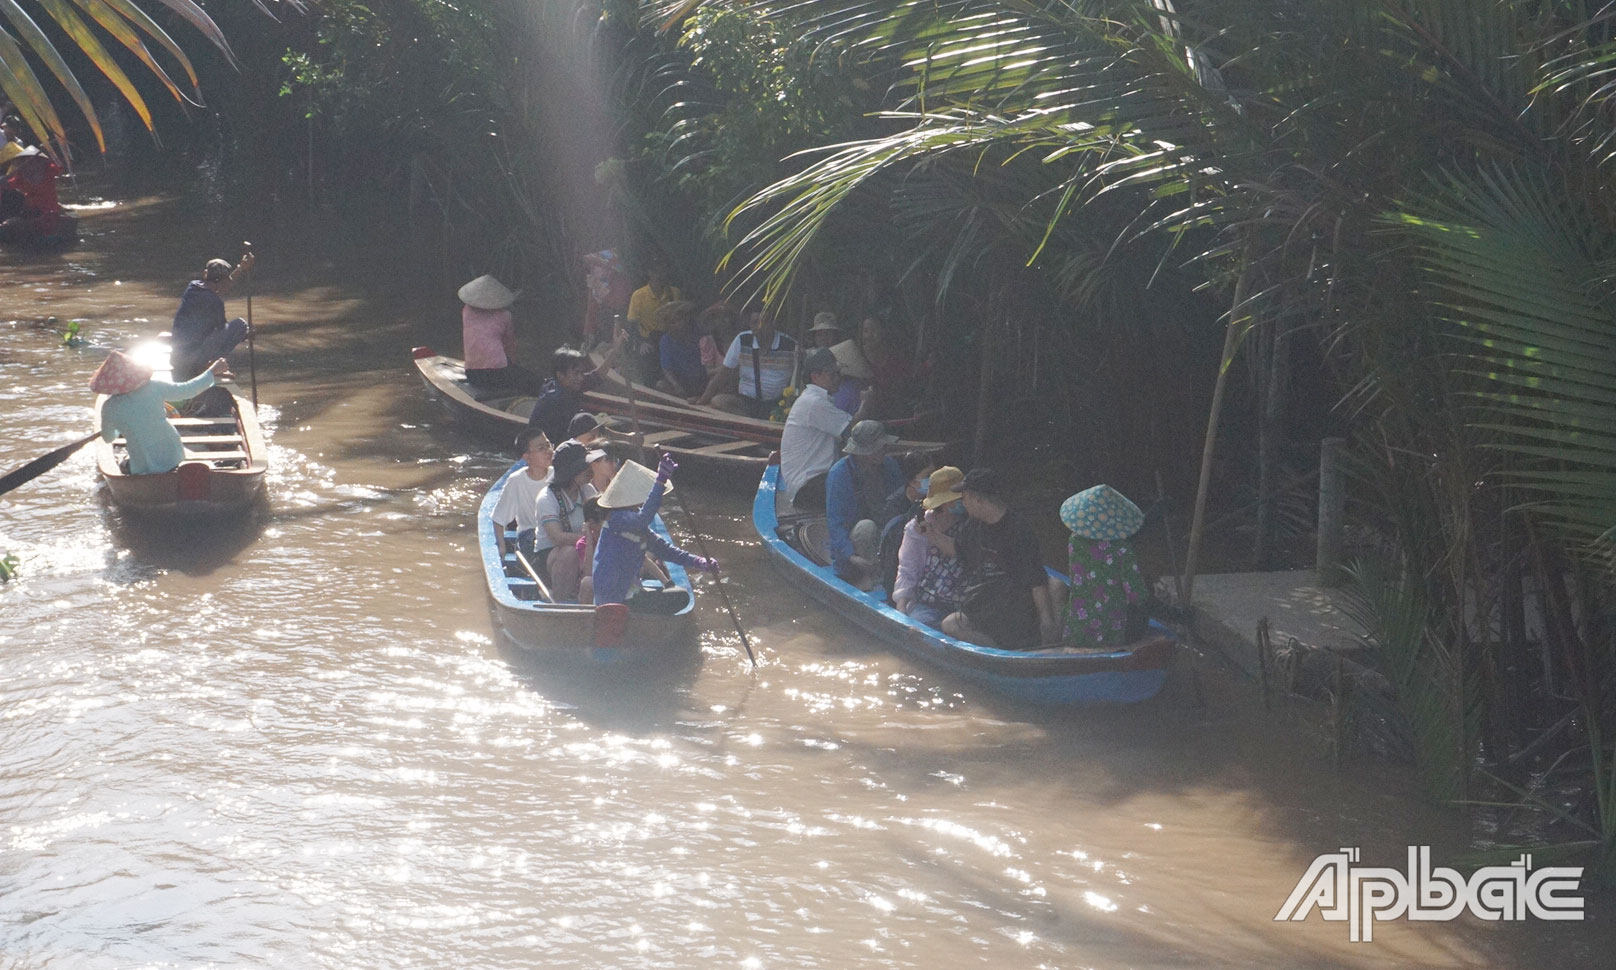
17,0,1616,880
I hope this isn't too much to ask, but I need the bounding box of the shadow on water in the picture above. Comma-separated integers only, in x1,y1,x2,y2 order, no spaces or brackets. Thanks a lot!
491,610,705,734
99,495,268,577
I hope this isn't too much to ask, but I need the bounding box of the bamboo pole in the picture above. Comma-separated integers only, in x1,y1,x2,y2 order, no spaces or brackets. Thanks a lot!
1181,270,1252,609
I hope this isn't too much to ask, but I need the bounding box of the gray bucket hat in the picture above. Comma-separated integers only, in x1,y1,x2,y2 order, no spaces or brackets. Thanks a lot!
843,420,898,455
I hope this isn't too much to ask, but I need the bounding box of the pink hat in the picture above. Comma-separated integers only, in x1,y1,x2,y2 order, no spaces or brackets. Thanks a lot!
88,351,153,395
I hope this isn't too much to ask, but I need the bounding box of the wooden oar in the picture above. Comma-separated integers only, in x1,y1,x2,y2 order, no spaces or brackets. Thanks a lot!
656,448,757,668
512,545,555,603
243,240,258,411
0,431,98,497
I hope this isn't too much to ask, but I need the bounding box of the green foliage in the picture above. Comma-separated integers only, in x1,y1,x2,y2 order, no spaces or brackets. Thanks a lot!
0,552,18,582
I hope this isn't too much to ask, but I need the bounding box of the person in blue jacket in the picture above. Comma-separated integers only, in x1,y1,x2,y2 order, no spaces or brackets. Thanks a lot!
825,420,903,588
591,454,718,613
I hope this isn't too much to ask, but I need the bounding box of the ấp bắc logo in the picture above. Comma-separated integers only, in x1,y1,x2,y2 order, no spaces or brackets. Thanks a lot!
1275,846,1582,942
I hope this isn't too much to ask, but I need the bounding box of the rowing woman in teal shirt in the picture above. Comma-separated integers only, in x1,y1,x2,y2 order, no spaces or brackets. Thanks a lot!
91,350,233,475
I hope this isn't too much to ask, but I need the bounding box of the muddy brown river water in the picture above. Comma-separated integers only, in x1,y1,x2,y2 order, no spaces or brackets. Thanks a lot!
1,184,1609,968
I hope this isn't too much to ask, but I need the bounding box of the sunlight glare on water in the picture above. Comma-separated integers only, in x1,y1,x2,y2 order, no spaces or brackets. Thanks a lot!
1,184,1609,970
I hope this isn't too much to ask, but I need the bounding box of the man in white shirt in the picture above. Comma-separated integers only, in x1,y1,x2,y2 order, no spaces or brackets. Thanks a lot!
693,308,798,418
780,348,871,510
491,430,555,557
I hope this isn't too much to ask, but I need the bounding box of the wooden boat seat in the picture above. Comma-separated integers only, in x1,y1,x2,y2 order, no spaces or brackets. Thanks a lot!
183,449,249,462
690,439,759,456
641,429,691,446
176,435,245,445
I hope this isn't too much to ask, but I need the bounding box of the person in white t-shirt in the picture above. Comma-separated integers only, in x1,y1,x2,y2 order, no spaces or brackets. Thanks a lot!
492,430,555,558
533,441,600,601
781,347,872,510
693,308,798,418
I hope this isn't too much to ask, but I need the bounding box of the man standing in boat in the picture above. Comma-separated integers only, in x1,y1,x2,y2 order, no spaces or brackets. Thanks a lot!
170,250,256,381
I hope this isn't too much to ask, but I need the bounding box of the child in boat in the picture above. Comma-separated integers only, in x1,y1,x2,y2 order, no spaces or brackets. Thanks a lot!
1059,485,1147,647
93,351,233,475
591,455,717,613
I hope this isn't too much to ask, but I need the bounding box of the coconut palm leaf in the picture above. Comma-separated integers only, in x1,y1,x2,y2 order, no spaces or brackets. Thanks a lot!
1392,165,1616,554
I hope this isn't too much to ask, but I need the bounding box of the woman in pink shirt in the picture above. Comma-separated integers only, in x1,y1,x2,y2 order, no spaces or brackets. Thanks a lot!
460,275,543,395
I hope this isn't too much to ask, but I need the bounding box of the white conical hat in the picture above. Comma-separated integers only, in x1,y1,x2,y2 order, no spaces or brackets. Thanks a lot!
597,459,672,509
829,338,873,379
457,274,519,310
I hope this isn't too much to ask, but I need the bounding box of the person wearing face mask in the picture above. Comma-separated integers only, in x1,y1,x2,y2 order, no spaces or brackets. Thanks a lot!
891,466,969,629
876,452,936,595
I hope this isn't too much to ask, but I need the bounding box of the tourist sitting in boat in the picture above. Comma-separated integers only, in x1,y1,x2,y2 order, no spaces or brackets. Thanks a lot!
534,441,598,601
93,351,233,476
656,301,708,398
586,446,618,494
893,466,969,628
0,146,66,246
697,302,735,375
490,429,554,560
592,454,718,613
169,251,255,381
459,274,543,395
826,420,903,588
1060,484,1148,647
829,338,873,416
876,451,937,593
808,312,842,349
524,335,626,446
626,260,684,383
780,348,870,510
856,316,925,420
692,308,798,417
942,468,1058,650
575,497,608,605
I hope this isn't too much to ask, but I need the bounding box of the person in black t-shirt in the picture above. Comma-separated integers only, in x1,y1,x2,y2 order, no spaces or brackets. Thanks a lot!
525,333,626,446
941,468,1057,650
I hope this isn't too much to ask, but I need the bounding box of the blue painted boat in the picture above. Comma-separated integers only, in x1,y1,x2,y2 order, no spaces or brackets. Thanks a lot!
753,457,1174,705
479,461,697,665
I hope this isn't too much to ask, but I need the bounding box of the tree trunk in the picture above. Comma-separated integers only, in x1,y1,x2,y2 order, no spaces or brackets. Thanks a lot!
1183,269,1252,607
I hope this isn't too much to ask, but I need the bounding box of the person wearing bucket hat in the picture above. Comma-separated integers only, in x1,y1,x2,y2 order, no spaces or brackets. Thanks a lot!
781,347,872,510
95,351,234,475
459,274,545,395
808,311,843,349
824,420,904,588
1060,485,1148,648
941,467,1058,649
873,451,938,597
892,465,969,628
169,248,256,381
532,441,599,600
590,454,717,612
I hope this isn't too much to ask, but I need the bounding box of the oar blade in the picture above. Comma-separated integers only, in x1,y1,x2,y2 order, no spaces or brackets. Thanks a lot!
0,431,97,497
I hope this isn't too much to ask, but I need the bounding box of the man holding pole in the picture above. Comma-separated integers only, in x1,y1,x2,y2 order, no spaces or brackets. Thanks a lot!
170,249,256,381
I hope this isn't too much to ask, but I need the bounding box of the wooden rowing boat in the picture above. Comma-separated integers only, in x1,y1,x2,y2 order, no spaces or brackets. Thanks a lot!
479,460,697,664
586,348,947,452
752,455,1175,705
95,386,267,515
412,347,777,473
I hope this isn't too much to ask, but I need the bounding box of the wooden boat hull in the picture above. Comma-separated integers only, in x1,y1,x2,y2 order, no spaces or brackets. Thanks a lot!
95,387,267,516
753,458,1173,705
479,461,697,665
413,348,776,473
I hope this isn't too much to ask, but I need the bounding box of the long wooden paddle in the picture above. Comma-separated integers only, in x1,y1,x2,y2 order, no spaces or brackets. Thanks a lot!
512,545,555,603
654,448,757,668
243,240,258,411
0,431,98,497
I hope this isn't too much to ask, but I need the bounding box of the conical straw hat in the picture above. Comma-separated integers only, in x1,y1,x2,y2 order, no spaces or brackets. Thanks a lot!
88,350,153,395
1060,484,1144,541
597,459,672,509
457,274,519,310
829,339,873,380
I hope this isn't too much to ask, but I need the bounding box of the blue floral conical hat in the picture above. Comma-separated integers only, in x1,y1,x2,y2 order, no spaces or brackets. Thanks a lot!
1059,484,1144,541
